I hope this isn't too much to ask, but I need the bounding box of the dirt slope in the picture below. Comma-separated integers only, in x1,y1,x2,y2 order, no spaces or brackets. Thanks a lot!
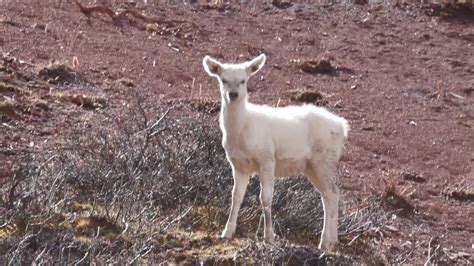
1,0,473,264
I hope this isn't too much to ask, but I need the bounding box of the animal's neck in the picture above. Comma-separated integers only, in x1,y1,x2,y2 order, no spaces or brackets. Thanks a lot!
220,97,248,137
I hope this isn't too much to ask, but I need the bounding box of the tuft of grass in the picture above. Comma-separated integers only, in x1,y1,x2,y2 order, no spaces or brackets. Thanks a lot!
118,77,135,87
167,97,220,114
52,91,107,109
402,172,426,183
442,180,474,202
288,88,326,105
73,216,122,240
0,97,19,119
0,223,19,240
37,61,86,85
300,58,335,75
423,0,474,17
145,23,158,33
0,82,19,93
189,205,227,232
381,175,414,214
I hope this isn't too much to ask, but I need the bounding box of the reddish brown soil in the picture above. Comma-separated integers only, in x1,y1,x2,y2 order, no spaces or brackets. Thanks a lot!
1,1,473,263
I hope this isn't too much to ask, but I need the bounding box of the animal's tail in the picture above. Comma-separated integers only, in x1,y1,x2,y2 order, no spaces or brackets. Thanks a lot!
341,118,350,139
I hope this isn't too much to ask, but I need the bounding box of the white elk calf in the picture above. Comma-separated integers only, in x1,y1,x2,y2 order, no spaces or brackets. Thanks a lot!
202,54,349,251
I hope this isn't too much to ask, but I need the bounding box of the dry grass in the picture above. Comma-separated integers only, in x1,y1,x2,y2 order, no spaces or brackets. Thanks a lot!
381,174,414,216
37,61,85,85
423,0,474,17
287,88,327,105
145,23,158,33
0,97,19,119
300,58,335,75
442,180,474,202
0,95,391,264
52,91,107,109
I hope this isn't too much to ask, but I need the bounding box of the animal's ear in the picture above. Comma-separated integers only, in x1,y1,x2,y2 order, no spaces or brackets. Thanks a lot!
246,54,266,76
203,56,223,77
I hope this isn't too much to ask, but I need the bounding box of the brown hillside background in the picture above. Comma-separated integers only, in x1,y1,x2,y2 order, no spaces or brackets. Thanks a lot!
1,0,473,264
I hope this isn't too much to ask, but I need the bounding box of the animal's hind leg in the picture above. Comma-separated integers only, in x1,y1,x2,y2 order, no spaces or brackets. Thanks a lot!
305,160,339,251
259,161,276,243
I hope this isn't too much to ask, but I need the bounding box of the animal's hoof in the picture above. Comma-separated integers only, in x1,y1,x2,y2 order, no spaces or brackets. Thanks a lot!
264,234,275,244
220,231,234,241
221,235,232,240
319,241,338,252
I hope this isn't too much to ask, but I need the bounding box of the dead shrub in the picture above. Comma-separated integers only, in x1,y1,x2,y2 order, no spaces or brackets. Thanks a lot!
0,97,20,120
381,175,414,215
442,180,474,202
287,88,327,105
423,0,474,18
0,95,390,264
37,62,86,85
300,59,335,75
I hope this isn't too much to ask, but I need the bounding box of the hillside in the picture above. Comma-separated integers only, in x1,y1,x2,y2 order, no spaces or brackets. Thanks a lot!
1,1,473,264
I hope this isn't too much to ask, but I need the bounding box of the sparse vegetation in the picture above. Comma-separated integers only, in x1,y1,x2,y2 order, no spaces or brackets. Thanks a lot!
422,0,474,17
167,97,220,114
443,180,474,202
37,62,85,85
53,92,107,109
1,0,473,264
0,96,391,264
381,174,414,215
288,88,327,105
145,23,158,33
300,58,335,75
0,97,19,119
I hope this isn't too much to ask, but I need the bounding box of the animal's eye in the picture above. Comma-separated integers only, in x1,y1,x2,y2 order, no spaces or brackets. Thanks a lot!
239,80,245,85
222,79,229,84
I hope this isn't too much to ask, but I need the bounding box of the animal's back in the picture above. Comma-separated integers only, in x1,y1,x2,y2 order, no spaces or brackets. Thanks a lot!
245,103,348,176
248,103,348,139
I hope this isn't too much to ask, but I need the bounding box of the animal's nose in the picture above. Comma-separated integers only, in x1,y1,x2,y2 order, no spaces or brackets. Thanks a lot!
228,91,239,100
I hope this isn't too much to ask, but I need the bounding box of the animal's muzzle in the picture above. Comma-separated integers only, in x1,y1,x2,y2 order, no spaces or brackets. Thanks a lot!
228,91,239,101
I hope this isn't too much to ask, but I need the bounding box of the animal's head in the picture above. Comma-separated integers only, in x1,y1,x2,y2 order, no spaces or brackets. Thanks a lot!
203,54,266,104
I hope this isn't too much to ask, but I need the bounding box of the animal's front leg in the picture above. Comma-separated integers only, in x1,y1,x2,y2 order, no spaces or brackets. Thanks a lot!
221,167,249,239
259,162,276,243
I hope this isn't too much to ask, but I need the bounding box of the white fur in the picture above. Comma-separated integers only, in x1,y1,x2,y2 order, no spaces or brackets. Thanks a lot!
203,54,349,251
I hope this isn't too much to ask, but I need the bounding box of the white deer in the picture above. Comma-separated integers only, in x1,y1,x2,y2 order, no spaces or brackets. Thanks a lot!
202,54,349,251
